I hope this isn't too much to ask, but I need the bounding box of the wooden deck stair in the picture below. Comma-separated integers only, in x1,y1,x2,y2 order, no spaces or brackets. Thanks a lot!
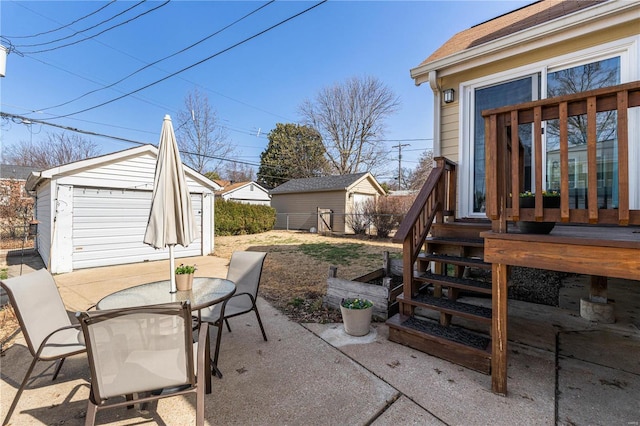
387,222,494,373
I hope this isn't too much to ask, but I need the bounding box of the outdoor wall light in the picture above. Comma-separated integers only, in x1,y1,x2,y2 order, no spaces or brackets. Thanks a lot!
443,88,455,103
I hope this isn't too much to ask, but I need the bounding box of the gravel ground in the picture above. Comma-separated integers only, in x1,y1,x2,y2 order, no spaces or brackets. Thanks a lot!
509,267,564,306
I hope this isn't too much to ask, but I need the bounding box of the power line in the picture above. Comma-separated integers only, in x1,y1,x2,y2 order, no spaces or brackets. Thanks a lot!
14,1,145,48
1,111,269,176
36,1,275,113
12,4,296,127
4,1,117,39
19,1,171,54
44,0,328,120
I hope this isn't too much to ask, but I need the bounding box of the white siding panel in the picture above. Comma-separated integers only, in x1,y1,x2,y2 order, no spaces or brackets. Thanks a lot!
71,187,202,270
55,154,211,194
58,155,157,191
34,182,52,268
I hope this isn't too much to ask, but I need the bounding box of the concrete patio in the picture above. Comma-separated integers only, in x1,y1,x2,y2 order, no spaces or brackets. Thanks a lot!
1,252,639,425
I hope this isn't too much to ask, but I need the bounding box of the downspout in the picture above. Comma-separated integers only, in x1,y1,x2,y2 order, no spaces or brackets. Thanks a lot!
428,70,442,158
48,185,60,272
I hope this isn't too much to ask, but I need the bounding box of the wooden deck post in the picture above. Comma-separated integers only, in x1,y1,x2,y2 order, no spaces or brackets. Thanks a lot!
491,262,508,396
589,275,608,303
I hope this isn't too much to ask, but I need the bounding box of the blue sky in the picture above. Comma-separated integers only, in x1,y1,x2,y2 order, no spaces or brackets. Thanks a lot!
0,0,531,178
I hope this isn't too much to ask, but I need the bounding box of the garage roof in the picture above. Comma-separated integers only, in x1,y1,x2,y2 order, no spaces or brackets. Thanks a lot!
270,172,384,195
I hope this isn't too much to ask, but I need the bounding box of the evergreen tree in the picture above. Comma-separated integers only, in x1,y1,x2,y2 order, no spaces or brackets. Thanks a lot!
257,123,328,188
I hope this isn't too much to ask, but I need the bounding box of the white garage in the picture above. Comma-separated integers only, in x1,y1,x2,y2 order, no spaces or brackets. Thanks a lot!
25,145,219,274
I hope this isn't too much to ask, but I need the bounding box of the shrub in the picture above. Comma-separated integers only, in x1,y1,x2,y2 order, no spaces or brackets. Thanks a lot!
345,202,370,235
215,199,276,236
363,196,409,238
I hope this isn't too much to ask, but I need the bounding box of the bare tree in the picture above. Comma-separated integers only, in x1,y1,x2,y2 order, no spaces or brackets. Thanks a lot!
0,177,34,240
299,76,400,175
176,88,232,174
3,132,100,168
546,61,619,147
406,149,434,191
224,161,255,183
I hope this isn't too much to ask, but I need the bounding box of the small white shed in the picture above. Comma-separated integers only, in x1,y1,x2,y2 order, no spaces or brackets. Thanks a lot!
25,145,220,273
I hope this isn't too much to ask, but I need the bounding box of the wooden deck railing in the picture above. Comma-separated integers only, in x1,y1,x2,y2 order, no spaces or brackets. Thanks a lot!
393,157,456,301
483,81,640,230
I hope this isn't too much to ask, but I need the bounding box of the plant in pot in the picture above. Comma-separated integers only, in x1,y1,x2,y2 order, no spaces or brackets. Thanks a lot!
517,190,560,234
340,298,374,337
175,263,196,291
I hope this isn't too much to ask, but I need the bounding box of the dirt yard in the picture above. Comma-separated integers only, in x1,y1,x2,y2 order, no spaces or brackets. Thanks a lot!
213,230,402,323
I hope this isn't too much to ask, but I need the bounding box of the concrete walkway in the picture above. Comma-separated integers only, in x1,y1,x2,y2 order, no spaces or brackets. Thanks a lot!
1,253,639,425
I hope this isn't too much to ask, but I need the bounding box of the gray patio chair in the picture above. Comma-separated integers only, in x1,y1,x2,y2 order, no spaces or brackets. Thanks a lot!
198,251,267,377
1,268,86,426
77,301,210,426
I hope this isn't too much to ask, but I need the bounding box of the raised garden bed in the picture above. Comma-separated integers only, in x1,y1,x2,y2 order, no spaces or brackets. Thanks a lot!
325,252,404,320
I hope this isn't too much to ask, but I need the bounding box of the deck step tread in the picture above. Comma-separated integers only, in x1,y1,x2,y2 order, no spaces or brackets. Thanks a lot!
418,253,491,269
415,271,492,294
398,293,492,321
426,236,485,247
387,314,491,351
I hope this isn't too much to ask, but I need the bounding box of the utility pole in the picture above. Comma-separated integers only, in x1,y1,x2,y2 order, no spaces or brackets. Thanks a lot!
392,143,410,190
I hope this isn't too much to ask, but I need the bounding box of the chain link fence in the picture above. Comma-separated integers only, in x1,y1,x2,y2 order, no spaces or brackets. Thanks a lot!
275,212,403,237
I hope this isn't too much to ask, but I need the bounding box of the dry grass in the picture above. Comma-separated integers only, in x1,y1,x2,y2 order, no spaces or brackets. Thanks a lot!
214,230,402,322
0,305,19,352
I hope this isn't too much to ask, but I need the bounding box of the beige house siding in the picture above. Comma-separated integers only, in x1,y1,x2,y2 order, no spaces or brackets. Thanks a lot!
440,104,460,163
350,177,380,195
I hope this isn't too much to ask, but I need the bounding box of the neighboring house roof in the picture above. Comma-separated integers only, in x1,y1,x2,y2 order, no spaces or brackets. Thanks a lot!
24,144,221,191
422,0,605,65
0,164,38,180
213,179,232,188
270,172,384,195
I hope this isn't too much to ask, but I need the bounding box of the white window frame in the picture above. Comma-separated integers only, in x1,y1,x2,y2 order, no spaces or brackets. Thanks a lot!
458,36,639,218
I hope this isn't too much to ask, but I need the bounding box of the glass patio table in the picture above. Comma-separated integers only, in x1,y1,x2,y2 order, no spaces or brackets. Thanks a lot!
96,277,236,311
96,277,236,383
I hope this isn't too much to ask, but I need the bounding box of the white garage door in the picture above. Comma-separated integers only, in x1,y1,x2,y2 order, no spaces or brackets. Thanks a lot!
72,187,202,269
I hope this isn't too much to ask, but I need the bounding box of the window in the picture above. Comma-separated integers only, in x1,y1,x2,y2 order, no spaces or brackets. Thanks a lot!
472,75,538,213
546,56,620,208
461,38,636,217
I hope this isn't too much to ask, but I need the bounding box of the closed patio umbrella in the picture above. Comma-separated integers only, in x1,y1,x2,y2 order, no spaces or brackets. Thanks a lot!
144,114,198,293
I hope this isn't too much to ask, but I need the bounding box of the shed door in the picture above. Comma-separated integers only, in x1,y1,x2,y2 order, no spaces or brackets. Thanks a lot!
352,193,374,210
72,187,202,270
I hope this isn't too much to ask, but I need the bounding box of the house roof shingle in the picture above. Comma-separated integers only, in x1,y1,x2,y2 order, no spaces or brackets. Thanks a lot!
270,172,370,195
0,164,38,180
421,0,607,66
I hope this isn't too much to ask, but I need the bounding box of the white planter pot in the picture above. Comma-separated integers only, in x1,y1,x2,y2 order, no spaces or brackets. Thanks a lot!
175,273,194,291
340,305,373,336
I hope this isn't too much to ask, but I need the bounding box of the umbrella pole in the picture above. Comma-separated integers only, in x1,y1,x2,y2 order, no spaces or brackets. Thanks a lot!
169,245,177,293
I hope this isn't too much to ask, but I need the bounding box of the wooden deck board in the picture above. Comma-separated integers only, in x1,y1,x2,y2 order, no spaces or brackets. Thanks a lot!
482,226,640,281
